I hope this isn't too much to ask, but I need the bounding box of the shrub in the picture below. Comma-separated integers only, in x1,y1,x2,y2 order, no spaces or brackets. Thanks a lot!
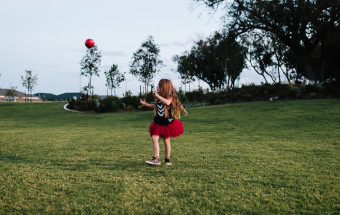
176,89,187,104
67,83,338,114
322,81,340,98
97,96,123,113
204,91,225,105
145,92,154,102
185,87,205,103
121,95,140,110
68,94,97,112
125,105,135,111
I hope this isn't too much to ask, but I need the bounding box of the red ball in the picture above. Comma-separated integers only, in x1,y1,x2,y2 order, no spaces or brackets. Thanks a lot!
85,39,95,48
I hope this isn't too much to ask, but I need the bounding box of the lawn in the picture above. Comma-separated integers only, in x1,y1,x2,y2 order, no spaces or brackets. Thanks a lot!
0,99,339,214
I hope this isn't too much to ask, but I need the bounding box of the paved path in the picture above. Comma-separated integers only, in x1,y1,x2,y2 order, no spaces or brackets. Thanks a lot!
63,103,82,113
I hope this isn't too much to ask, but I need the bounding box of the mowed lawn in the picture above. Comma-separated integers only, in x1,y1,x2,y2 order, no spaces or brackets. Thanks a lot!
0,99,339,214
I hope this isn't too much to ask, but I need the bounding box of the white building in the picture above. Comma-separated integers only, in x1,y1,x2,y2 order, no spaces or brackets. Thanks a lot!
0,89,41,102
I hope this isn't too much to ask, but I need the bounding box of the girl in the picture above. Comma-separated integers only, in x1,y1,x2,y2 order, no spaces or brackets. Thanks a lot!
140,79,187,166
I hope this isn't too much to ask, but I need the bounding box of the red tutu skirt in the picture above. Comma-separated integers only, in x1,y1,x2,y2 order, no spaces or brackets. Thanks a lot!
149,120,184,139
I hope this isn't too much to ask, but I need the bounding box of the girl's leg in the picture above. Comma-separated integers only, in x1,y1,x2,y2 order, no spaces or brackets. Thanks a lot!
164,138,171,159
152,135,160,158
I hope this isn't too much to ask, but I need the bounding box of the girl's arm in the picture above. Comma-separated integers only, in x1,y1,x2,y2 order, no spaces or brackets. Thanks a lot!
140,98,154,109
153,92,172,105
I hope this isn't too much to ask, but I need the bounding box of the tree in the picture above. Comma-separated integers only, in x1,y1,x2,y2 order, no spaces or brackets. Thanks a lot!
213,31,246,90
173,52,196,92
189,38,225,90
195,0,340,83
242,31,300,84
243,32,276,84
130,36,163,96
5,86,17,100
82,84,92,98
271,35,300,84
104,64,125,96
80,45,102,97
174,31,246,91
21,70,38,103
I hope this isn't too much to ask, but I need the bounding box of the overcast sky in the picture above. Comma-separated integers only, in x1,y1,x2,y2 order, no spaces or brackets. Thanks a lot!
0,0,261,96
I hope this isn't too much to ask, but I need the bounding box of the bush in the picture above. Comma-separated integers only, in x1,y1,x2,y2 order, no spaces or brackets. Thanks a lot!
125,105,135,111
97,96,123,113
121,95,140,110
145,92,154,102
68,94,97,112
67,83,338,114
176,89,187,104
185,87,205,103
204,91,225,105
322,81,340,97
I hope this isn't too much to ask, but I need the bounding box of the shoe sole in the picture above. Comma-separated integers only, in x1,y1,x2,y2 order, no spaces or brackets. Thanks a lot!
165,163,172,166
145,161,161,165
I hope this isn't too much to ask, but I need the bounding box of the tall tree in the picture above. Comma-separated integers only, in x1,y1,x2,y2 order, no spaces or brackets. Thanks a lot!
130,36,163,96
104,64,125,96
213,31,246,89
195,0,340,83
80,45,102,97
174,31,245,91
5,86,17,100
243,32,276,84
21,70,38,103
173,52,196,92
242,31,299,84
189,38,225,90
271,35,299,84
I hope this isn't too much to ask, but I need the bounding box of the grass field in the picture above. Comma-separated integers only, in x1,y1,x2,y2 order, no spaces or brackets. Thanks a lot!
0,99,339,214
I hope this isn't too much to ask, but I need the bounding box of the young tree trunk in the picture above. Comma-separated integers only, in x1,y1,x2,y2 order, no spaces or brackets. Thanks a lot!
226,76,230,91
89,76,92,98
275,52,282,84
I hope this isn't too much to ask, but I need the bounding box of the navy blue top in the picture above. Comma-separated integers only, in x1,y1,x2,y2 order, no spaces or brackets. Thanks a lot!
154,100,174,125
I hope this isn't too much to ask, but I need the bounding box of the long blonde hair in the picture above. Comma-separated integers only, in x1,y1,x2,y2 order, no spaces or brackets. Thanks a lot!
154,79,187,119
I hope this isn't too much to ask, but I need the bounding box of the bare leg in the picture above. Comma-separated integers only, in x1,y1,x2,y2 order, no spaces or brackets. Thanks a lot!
164,138,171,159
152,135,160,158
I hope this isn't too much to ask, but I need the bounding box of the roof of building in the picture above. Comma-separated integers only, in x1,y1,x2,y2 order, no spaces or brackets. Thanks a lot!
0,89,38,98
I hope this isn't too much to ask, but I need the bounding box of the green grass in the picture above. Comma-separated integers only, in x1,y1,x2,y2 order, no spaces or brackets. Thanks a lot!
0,99,339,214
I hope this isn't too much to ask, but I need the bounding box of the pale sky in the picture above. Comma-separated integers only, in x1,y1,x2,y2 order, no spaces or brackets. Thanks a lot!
0,0,261,96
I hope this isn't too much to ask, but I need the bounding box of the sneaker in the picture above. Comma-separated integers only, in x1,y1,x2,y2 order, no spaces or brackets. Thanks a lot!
145,157,161,165
164,158,172,166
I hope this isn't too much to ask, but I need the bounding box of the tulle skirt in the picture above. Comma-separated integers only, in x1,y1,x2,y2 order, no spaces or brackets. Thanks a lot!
149,120,184,139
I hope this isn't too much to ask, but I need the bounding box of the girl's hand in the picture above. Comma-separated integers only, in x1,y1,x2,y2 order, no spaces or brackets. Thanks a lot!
152,91,159,97
140,98,147,106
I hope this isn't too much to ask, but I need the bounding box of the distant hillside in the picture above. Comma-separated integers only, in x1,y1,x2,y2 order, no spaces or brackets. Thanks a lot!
34,92,81,100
